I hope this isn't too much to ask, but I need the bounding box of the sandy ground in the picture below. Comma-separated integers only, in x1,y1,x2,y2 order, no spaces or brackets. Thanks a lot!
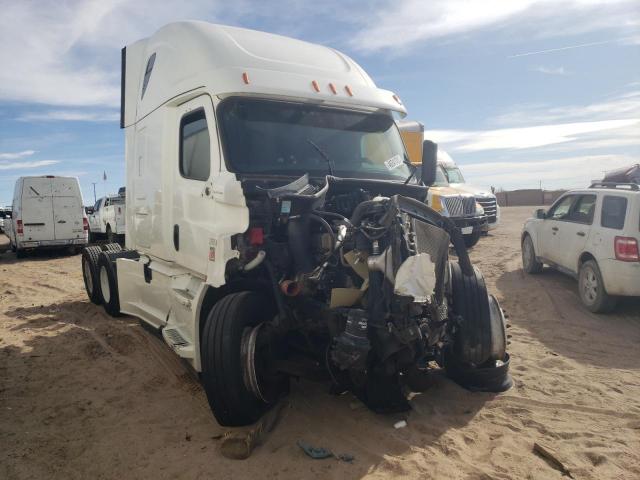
1,207,639,480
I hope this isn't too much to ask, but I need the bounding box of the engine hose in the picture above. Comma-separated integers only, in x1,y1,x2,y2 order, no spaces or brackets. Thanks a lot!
349,199,386,227
242,250,266,272
312,210,353,227
305,213,337,247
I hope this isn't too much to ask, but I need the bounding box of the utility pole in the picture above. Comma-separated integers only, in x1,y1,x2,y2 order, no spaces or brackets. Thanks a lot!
92,182,97,203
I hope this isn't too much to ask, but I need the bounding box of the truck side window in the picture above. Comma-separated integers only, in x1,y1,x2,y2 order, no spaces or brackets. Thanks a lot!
601,196,627,230
566,194,596,224
547,195,575,220
180,109,211,181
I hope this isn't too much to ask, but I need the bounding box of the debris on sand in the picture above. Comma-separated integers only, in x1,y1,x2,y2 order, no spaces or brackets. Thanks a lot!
533,442,573,478
297,441,354,463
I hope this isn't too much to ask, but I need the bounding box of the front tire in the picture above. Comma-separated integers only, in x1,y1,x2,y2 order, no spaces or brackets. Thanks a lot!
522,234,543,274
463,229,481,249
106,225,115,244
579,260,616,313
201,291,288,427
445,262,512,392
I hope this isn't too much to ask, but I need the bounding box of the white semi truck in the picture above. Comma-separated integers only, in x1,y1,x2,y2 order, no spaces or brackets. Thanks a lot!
81,21,511,426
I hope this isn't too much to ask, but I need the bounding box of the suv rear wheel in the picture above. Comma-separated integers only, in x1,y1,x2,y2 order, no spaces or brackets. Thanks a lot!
578,260,617,313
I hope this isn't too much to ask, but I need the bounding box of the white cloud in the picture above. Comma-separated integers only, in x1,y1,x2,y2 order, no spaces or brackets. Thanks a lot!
531,66,568,75
0,0,230,107
490,90,640,126
18,110,120,122
0,160,60,171
349,0,639,52
461,154,637,190
0,150,36,160
427,118,640,152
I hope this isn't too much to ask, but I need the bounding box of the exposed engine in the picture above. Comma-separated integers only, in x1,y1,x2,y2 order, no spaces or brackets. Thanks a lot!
230,174,506,411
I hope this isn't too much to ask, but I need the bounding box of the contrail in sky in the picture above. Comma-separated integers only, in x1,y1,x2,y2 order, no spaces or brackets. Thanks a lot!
509,39,618,58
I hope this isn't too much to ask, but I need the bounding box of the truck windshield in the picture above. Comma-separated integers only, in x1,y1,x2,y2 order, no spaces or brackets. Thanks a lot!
218,98,413,182
442,166,465,183
433,166,449,187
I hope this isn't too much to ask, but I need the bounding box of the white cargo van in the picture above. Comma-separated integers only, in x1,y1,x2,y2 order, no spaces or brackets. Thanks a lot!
7,176,88,257
81,21,511,427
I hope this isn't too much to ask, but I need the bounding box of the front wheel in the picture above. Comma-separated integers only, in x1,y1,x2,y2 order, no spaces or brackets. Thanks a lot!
463,229,481,249
578,260,616,313
445,262,512,392
201,291,288,426
522,234,543,274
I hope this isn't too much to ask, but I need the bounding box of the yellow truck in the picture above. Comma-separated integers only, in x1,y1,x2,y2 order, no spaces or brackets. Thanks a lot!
398,121,487,248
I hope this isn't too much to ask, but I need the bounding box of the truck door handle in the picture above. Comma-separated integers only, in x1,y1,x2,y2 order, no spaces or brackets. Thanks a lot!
57,220,66,224
551,226,559,232
577,231,586,237
173,224,179,251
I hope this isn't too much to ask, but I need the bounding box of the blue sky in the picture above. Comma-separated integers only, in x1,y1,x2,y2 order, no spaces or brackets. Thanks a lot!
1,0,638,205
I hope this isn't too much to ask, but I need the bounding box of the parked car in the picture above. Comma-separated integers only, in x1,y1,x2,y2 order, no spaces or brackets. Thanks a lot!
81,21,511,427
6,176,89,257
87,193,126,243
521,182,640,312
0,207,11,233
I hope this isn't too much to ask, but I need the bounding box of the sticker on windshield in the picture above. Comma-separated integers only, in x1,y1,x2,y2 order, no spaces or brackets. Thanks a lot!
384,154,403,171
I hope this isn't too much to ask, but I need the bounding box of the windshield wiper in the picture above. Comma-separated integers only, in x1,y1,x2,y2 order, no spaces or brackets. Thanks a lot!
402,154,418,185
306,139,334,176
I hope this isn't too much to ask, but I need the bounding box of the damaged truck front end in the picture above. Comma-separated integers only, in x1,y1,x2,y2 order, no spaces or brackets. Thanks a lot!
201,98,512,426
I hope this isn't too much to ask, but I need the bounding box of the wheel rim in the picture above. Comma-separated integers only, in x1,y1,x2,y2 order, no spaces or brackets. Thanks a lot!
240,323,282,404
241,324,266,402
581,267,598,304
83,257,93,293
100,265,111,303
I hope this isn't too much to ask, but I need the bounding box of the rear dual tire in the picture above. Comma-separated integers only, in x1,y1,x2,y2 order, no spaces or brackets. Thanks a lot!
81,243,131,316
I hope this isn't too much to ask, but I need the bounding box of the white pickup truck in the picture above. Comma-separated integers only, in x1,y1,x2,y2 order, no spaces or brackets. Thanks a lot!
87,194,126,243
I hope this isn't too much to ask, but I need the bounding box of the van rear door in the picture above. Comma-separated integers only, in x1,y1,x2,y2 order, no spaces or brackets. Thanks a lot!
52,179,84,240
21,177,54,242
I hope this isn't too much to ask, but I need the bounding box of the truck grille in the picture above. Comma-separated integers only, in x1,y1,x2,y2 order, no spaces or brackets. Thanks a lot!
443,196,476,217
476,197,497,223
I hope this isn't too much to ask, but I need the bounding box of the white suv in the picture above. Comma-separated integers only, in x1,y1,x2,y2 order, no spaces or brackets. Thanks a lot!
521,182,640,312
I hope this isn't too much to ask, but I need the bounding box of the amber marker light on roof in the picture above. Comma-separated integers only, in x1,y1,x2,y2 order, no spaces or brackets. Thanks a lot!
329,83,337,94
345,85,353,96
312,80,320,92
242,72,250,84
392,94,402,104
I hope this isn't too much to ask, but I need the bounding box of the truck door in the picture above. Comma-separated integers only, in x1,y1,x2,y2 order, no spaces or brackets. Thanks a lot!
51,179,84,240
539,194,578,265
173,95,219,274
89,198,103,231
554,194,596,273
21,177,54,242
